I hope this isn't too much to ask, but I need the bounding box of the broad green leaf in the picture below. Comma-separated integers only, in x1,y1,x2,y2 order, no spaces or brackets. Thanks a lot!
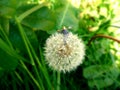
9,25,38,54
88,77,114,88
0,16,9,35
83,65,108,79
35,30,49,46
0,67,4,77
83,65,119,88
0,39,18,70
0,48,17,70
0,4,15,18
0,0,28,18
19,2,79,34
9,25,25,53
55,5,79,30
83,65,119,79
21,6,56,33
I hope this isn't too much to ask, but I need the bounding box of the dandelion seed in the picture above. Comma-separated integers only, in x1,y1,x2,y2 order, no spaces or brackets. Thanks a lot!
44,27,85,73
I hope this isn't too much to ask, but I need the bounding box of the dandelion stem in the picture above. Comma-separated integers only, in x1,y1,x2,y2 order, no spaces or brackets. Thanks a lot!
57,71,61,90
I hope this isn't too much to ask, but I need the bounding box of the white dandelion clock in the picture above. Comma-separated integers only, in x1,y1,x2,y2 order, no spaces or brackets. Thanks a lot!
44,27,85,73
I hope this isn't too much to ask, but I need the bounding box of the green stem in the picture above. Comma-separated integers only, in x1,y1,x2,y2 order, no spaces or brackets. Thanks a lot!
18,2,49,22
0,25,13,49
39,46,52,89
87,34,120,46
15,16,35,65
27,40,52,89
15,17,44,89
57,71,61,90
58,2,70,28
11,73,17,90
28,37,52,89
20,61,41,89
15,71,23,83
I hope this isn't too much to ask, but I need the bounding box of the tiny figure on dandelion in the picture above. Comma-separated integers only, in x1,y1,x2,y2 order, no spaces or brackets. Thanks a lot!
57,26,72,57
58,26,71,45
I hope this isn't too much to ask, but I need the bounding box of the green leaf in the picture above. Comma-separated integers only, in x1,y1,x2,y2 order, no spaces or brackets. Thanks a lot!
0,0,27,18
17,2,49,22
0,67,4,77
88,77,114,88
19,2,79,34
83,65,119,79
0,39,18,70
0,4,15,18
83,65,119,88
0,48,17,70
83,65,107,79
55,4,79,30
9,25,38,54
21,6,56,33
99,19,111,30
35,30,49,47
0,16,9,35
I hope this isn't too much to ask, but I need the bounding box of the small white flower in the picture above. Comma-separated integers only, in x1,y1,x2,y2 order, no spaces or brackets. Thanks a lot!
44,31,85,73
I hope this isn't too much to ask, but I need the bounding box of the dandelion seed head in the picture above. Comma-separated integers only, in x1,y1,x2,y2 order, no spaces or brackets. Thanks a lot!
44,32,85,73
